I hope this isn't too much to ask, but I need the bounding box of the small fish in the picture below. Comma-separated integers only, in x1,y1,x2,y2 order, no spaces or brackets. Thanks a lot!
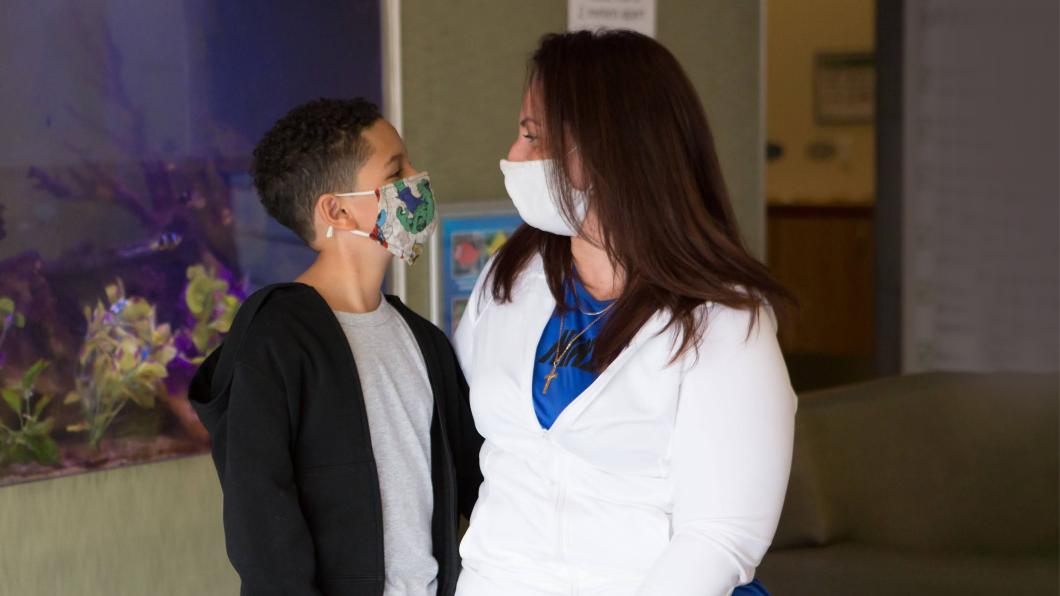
109,298,129,315
116,232,183,259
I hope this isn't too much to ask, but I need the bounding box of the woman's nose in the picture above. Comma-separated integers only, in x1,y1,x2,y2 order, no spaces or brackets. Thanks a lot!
507,138,525,162
507,137,540,162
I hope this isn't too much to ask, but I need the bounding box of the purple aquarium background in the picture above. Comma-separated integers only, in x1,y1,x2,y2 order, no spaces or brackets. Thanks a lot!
0,0,382,485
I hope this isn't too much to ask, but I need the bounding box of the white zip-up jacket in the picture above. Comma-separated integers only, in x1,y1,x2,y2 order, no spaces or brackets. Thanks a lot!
453,256,796,596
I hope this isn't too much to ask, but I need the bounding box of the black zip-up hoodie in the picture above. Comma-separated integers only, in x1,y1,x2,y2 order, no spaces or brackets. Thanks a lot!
188,283,483,596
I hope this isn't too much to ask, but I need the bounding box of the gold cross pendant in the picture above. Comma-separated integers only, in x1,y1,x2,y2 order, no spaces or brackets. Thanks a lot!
542,370,558,395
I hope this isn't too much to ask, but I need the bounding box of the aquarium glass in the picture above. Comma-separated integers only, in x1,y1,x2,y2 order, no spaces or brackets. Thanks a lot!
0,0,382,485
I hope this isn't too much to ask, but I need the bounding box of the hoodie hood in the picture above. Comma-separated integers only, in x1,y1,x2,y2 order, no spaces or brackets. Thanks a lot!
188,283,304,435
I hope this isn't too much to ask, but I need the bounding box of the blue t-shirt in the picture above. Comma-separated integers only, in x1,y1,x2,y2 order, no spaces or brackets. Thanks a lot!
532,274,614,429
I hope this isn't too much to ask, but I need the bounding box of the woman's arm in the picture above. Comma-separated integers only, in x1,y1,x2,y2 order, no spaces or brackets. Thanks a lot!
636,306,796,596
450,265,491,517
453,260,494,383
433,326,484,519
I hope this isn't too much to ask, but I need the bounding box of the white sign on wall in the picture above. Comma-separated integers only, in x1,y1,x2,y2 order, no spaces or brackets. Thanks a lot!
568,0,656,38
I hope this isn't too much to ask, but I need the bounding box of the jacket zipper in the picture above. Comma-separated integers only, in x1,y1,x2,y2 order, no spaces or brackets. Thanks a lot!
543,429,579,596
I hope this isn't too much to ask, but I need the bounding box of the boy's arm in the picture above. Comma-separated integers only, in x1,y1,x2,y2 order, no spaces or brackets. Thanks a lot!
221,362,322,596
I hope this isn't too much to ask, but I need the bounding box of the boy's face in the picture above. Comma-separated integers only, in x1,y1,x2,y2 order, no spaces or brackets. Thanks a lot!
356,118,418,192
314,118,418,248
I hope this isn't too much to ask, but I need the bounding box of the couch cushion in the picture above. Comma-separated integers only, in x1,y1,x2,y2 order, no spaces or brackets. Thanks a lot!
770,414,832,548
757,542,1059,596
772,372,1058,552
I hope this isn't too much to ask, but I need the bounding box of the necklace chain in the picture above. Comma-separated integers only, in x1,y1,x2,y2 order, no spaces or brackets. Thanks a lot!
541,301,615,395
577,303,613,316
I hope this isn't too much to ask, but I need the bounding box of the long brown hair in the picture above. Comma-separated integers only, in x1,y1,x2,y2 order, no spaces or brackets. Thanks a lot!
488,30,792,370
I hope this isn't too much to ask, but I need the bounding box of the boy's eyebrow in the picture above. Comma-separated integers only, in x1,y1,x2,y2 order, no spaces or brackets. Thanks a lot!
520,117,540,127
385,153,402,168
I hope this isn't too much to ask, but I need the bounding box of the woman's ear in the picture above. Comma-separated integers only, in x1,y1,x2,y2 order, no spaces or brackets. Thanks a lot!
567,145,590,192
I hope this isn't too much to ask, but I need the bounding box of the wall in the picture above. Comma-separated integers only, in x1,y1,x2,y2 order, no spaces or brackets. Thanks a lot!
766,0,875,204
899,0,1058,373
399,0,765,316
1,455,238,595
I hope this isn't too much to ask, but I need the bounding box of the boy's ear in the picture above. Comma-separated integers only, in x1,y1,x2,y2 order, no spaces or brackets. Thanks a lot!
317,193,362,231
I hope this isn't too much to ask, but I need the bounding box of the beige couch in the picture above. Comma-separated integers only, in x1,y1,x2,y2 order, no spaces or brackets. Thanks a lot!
758,372,1059,595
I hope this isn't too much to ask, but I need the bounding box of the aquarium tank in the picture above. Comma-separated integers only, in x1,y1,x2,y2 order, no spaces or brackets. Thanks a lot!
0,0,382,485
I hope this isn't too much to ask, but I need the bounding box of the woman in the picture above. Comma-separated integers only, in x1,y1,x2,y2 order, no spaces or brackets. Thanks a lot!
454,31,795,596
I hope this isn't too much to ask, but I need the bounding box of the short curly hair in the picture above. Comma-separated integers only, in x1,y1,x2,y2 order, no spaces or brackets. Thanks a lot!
251,97,382,244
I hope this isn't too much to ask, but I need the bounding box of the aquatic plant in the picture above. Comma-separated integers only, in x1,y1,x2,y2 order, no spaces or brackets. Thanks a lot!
66,280,176,449
0,360,59,467
0,296,26,369
182,264,241,363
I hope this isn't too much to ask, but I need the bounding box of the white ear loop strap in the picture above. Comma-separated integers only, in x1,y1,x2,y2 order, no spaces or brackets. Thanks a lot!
329,190,377,238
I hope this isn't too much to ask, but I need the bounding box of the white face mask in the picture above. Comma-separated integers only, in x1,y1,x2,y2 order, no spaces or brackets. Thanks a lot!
499,159,586,236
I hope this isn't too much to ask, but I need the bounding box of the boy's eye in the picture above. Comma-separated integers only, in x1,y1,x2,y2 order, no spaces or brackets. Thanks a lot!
523,133,537,142
391,170,402,179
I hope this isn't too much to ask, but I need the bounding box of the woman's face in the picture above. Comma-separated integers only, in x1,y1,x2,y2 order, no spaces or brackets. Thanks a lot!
507,88,545,162
507,86,589,191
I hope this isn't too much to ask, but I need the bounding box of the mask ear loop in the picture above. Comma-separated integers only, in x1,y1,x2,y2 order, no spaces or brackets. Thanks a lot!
330,190,378,239
333,190,376,197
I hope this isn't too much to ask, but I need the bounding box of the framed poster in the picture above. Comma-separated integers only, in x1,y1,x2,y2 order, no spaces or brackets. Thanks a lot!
814,52,875,124
434,202,523,337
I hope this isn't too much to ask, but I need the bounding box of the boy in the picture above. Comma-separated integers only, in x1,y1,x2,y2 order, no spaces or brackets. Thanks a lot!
189,98,482,596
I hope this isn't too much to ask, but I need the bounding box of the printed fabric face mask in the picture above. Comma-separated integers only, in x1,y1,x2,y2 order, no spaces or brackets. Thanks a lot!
499,158,587,236
334,171,437,264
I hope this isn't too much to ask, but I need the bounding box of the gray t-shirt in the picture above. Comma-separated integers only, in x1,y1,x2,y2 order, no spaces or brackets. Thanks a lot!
333,298,438,596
